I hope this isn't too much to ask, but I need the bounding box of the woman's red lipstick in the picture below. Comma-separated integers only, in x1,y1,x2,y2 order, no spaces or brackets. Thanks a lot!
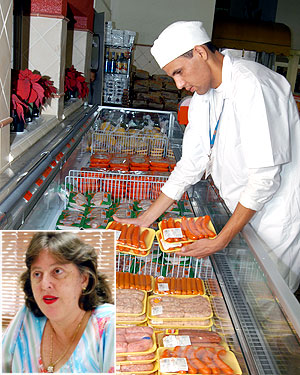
43,295,58,304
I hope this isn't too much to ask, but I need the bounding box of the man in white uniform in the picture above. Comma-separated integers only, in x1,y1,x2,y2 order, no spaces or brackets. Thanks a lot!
115,21,300,293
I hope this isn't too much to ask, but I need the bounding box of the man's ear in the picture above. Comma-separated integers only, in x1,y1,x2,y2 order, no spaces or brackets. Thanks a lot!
193,45,208,61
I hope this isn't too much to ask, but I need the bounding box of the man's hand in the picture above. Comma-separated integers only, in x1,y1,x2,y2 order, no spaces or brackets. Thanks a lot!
178,202,256,259
177,236,224,258
112,214,148,227
113,192,175,228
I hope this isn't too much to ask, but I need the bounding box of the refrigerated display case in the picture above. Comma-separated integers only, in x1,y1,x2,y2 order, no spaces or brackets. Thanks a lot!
1,104,299,374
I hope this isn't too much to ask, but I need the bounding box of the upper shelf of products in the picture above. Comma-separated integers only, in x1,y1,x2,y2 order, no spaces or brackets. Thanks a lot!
105,21,136,49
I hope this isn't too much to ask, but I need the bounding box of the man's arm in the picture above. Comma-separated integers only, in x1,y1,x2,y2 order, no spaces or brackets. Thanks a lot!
177,202,256,257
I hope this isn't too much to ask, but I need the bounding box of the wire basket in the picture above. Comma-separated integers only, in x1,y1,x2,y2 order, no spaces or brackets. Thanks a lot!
64,170,213,279
65,169,169,200
91,130,170,157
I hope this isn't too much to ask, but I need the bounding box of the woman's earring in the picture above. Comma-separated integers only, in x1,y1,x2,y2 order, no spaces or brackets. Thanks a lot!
82,287,87,295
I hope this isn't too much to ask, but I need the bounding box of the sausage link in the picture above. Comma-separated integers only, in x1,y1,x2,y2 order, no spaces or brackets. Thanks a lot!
109,221,117,230
181,216,198,240
124,272,130,289
114,222,123,231
126,224,135,246
186,278,193,295
195,216,206,237
119,272,125,289
118,224,128,245
131,225,140,248
129,273,135,288
145,274,152,291
196,278,204,295
202,350,221,374
181,277,187,294
175,278,182,295
188,218,202,238
190,277,198,295
134,273,140,289
190,357,212,374
213,350,234,374
139,229,149,249
203,215,216,238
170,277,176,294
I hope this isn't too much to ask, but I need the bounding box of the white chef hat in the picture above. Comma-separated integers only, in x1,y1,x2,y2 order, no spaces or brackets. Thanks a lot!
151,21,211,69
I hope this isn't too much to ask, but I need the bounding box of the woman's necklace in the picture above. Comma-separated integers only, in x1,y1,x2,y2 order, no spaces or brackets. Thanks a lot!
46,311,86,373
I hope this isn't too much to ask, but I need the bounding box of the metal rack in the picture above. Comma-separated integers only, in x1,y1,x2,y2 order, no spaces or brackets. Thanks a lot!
91,130,170,156
65,169,168,200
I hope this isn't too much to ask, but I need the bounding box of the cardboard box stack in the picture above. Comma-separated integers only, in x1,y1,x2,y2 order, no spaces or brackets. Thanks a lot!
131,68,188,112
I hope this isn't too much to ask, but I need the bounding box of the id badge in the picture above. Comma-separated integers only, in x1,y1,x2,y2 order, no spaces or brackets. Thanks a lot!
205,154,213,179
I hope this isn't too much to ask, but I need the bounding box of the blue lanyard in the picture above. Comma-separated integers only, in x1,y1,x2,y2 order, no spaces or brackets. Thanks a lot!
209,100,224,148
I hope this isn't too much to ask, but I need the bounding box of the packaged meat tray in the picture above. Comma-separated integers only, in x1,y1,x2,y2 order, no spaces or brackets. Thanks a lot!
156,231,187,253
156,331,229,351
116,243,152,257
117,289,147,317
147,295,213,321
158,216,216,246
116,326,157,355
158,347,242,374
148,318,213,330
154,276,205,295
117,272,153,292
116,351,158,364
106,221,156,254
117,313,148,325
116,361,159,374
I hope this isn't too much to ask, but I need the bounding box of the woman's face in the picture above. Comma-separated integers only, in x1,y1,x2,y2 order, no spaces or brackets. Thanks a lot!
30,250,88,323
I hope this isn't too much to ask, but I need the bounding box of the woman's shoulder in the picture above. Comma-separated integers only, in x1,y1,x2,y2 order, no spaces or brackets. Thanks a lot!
4,305,46,333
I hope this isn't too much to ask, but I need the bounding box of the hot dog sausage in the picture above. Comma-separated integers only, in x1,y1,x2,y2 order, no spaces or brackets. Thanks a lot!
203,215,216,238
126,224,135,246
131,225,140,248
139,229,149,249
118,224,128,245
181,216,198,240
213,350,234,374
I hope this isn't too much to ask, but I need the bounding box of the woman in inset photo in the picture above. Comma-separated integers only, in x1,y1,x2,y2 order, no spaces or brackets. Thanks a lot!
2,231,115,373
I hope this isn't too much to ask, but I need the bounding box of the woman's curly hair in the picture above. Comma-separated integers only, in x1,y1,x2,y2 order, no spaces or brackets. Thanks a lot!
20,232,113,317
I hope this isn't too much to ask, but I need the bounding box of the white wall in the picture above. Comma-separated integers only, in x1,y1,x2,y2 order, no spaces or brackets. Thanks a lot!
276,0,300,50
94,0,112,21
110,0,216,45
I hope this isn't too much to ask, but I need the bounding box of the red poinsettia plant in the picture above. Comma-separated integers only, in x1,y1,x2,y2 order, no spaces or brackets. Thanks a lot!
11,68,57,121
64,65,89,99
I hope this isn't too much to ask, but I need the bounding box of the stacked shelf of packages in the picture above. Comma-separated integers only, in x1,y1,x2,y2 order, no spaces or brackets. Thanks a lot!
103,22,136,106
116,271,245,375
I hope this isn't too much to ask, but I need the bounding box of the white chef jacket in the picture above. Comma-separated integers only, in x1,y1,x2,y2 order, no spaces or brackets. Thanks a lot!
162,55,300,292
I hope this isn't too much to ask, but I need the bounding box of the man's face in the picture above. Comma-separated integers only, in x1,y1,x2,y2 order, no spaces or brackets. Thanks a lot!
163,48,212,95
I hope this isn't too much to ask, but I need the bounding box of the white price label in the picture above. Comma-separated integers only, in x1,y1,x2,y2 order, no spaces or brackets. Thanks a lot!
151,305,163,316
160,358,188,373
163,335,191,347
115,230,122,241
161,238,182,251
163,228,183,240
158,283,169,292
